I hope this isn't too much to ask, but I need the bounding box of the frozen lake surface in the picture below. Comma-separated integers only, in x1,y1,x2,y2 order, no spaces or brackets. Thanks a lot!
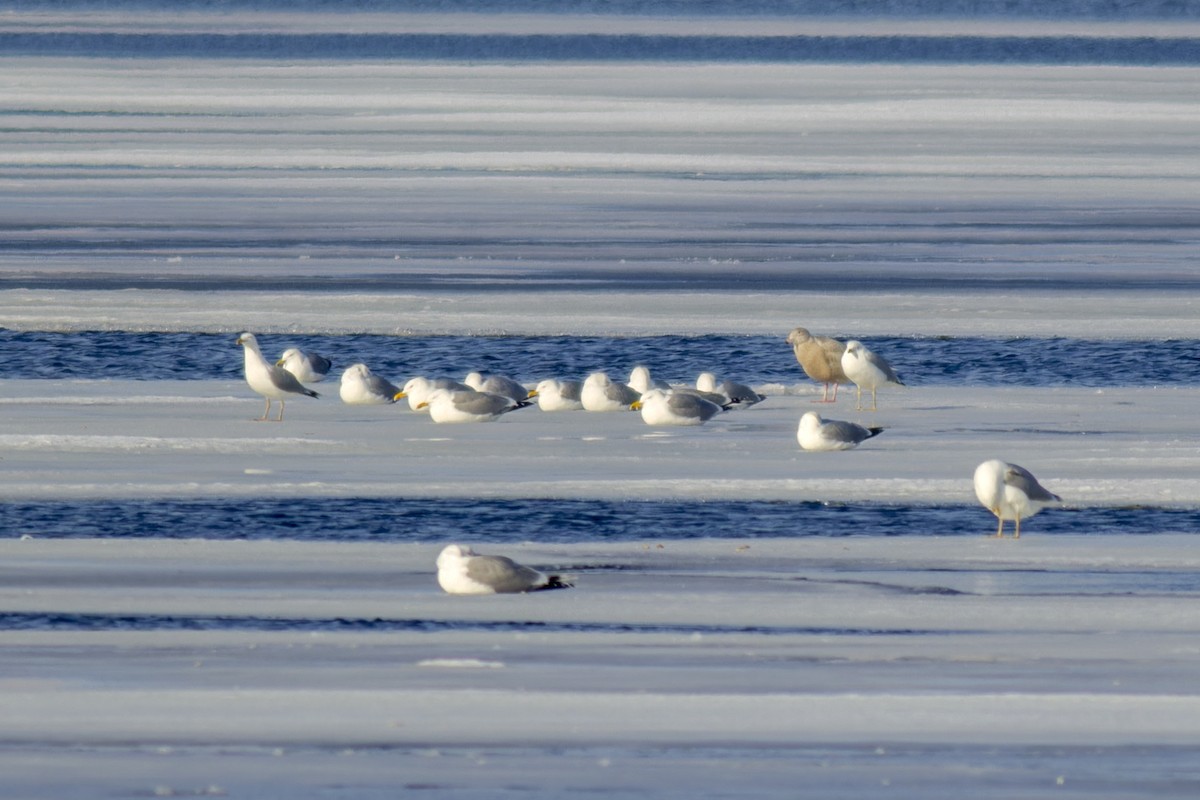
3,2,1200,797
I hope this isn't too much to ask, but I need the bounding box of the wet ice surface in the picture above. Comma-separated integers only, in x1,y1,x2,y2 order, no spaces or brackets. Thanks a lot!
5,6,1200,797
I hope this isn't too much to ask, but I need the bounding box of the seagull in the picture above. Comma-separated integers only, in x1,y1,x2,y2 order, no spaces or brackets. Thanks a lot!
276,347,332,383
632,388,725,426
973,459,1062,539
696,372,764,409
581,372,641,412
396,376,472,412
235,333,319,421
418,388,533,423
628,365,671,395
339,363,401,405
533,378,584,411
436,544,572,595
464,372,530,404
786,327,849,403
797,411,884,451
841,340,904,411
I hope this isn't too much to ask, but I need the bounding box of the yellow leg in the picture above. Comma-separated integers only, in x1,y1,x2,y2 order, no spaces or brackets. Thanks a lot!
993,515,1005,538
870,388,878,412
855,385,863,410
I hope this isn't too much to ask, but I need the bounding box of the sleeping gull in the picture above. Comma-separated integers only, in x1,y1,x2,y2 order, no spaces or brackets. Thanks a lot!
632,388,725,426
396,376,472,413
841,340,904,411
973,459,1062,539
696,372,764,409
236,332,319,421
786,327,849,403
628,365,671,395
276,347,332,383
581,372,641,412
533,378,584,411
797,411,883,451
418,388,533,423
339,363,401,405
464,371,530,404
436,544,572,594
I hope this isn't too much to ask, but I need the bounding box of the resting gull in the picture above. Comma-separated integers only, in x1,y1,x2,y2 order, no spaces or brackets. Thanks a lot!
418,388,533,423
628,365,671,395
581,372,641,412
339,363,401,405
533,378,584,411
786,327,849,403
973,459,1062,539
236,332,319,421
397,376,472,413
464,372,530,404
841,340,904,412
436,544,572,595
633,388,725,426
696,372,764,409
276,347,332,383
797,411,883,451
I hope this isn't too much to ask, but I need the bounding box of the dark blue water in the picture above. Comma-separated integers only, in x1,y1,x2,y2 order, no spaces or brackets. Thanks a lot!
4,31,1198,65
5,498,1199,542
3,330,1198,387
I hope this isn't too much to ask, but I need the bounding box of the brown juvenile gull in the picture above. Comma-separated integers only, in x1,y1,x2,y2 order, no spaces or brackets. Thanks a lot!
786,327,849,403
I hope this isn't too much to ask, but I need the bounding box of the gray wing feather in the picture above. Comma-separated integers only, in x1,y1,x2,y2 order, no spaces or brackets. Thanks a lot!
823,419,876,444
865,351,903,385
466,555,543,592
607,383,641,404
269,365,319,397
457,391,514,416
668,393,720,420
558,380,582,401
308,353,332,376
364,373,400,399
1004,464,1061,502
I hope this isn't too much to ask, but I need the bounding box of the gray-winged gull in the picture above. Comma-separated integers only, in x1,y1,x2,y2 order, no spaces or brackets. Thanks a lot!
464,372,530,404
276,347,332,383
841,340,904,412
973,459,1062,539
339,363,401,405
236,332,319,421
696,372,764,409
533,378,584,411
632,388,725,426
397,376,472,412
581,372,641,412
797,411,883,451
418,388,533,423
436,544,572,594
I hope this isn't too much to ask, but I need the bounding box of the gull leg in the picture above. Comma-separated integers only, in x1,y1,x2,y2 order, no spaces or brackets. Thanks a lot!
276,399,286,422
1014,516,1021,539
993,515,1005,538
870,388,878,412
855,385,863,411
257,398,271,421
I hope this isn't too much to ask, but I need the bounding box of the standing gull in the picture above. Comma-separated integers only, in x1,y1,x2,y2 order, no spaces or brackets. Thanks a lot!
418,388,533,423
236,332,319,421
581,372,641,412
973,459,1062,539
797,411,883,451
841,340,904,412
632,388,725,426
436,544,572,594
786,327,849,403
276,347,332,383
533,378,584,411
339,363,401,405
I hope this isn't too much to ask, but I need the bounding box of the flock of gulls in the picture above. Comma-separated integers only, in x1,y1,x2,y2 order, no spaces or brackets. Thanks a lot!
236,327,1061,593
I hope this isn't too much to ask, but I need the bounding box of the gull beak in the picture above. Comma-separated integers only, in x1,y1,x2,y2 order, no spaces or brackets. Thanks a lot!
527,390,539,398
393,392,407,401
630,401,643,411
417,401,429,410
